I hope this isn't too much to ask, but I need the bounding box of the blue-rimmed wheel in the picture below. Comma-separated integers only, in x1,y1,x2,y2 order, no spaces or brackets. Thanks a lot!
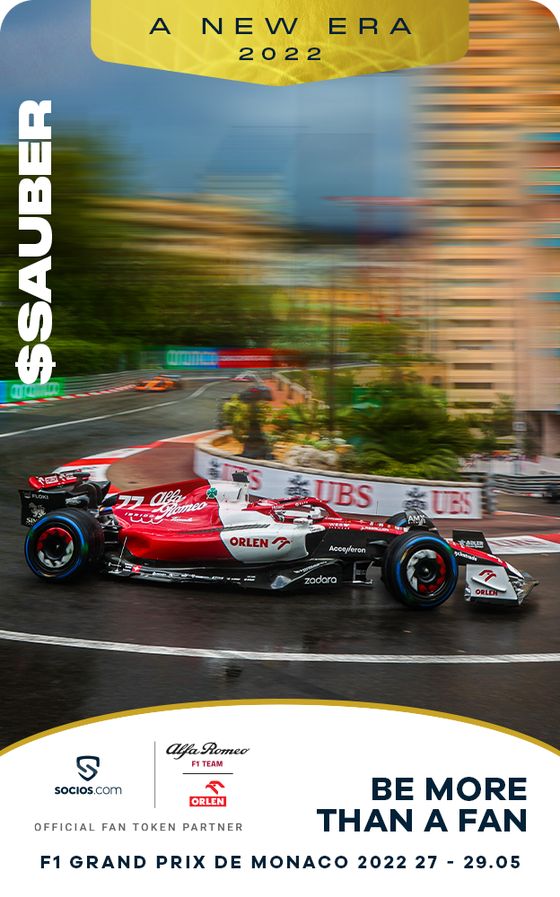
382,531,458,609
25,509,104,580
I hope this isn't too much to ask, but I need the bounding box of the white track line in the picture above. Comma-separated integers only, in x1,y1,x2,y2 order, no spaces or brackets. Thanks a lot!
0,629,559,664
0,380,223,439
0,401,180,439
488,535,560,554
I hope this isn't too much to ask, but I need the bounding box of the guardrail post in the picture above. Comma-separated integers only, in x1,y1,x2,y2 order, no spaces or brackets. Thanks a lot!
484,473,497,515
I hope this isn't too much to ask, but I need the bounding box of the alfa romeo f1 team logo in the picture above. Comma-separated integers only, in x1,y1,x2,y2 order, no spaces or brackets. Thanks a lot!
76,756,100,781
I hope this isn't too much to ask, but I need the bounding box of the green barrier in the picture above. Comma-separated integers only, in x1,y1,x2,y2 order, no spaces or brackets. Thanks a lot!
6,378,66,401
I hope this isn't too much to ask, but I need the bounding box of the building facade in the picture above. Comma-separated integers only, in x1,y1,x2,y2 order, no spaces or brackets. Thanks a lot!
414,0,560,446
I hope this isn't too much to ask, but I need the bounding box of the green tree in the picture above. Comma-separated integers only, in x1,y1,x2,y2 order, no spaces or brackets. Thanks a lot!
348,319,417,363
467,394,515,451
0,137,276,378
272,318,328,392
339,374,474,479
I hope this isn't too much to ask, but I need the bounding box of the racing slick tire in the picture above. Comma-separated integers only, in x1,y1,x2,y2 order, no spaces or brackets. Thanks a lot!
382,531,458,609
24,509,105,581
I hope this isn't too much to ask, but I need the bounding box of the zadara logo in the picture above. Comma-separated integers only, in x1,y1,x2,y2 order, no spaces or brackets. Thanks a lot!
190,781,227,807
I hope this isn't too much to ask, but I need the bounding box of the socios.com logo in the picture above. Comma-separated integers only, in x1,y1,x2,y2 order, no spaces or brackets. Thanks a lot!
54,755,122,797
77,756,100,781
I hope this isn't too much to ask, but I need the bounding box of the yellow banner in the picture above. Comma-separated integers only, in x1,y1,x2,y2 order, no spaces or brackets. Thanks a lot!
91,0,469,86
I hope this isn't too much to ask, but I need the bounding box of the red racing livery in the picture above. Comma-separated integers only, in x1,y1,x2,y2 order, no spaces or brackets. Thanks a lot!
19,471,537,609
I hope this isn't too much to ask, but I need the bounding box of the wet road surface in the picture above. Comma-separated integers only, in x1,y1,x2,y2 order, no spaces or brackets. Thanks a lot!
1,383,560,750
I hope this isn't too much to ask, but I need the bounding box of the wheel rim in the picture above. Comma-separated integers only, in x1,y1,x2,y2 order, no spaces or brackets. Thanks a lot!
405,548,447,597
36,526,75,570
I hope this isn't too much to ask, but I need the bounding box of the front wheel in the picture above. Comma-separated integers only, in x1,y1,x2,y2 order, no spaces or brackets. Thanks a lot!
382,531,458,609
25,509,104,580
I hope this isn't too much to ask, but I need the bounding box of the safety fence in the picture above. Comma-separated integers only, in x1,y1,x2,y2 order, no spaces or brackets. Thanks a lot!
0,369,232,403
492,474,560,495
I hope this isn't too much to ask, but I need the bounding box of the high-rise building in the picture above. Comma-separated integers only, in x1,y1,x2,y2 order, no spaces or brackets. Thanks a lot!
414,1,560,446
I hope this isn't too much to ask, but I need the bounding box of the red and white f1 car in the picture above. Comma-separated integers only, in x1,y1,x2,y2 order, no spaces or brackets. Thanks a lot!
19,471,537,609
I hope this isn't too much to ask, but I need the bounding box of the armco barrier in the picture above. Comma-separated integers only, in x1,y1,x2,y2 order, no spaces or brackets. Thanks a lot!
491,474,560,495
0,368,232,403
194,432,483,519
0,370,139,401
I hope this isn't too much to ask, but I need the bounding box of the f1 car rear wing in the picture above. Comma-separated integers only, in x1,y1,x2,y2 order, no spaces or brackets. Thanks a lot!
19,470,111,526
28,470,90,491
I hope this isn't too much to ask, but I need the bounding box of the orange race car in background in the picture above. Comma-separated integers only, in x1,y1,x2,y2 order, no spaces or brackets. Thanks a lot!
135,375,184,392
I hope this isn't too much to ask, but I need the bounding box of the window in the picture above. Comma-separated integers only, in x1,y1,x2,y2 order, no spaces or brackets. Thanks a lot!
452,341,494,350
454,363,494,369
418,143,509,150
422,160,510,168
422,123,515,130
451,320,493,327
424,86,507,93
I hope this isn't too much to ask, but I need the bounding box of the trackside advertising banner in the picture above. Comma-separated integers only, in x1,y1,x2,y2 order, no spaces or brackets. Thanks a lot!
1,702,559,897
194,445,483,518
219,349,274,368
163,348,274,369
5,378,65,401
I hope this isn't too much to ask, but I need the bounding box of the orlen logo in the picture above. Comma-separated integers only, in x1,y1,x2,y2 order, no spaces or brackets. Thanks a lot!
230,536,269,548
77,756,100,781
190,781,226,807
471,568,507,593
272,537,290,550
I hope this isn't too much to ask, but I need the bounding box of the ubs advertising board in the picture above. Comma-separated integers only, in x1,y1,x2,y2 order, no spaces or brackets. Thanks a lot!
2,2,560,895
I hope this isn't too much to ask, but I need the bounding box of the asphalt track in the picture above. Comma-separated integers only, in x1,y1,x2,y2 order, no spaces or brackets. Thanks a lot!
1,380,560,752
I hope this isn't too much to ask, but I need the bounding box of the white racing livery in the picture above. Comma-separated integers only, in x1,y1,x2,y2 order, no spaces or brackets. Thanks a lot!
19,470,538,609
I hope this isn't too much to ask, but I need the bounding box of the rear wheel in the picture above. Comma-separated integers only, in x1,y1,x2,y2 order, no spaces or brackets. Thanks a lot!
25,509,104,580
382,531,458,609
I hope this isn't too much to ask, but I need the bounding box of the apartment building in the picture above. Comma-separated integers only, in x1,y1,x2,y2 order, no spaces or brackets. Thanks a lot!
414,1,560,442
